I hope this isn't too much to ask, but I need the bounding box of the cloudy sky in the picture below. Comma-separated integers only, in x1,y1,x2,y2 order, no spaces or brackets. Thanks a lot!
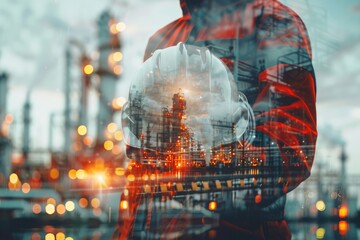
1,0,360,176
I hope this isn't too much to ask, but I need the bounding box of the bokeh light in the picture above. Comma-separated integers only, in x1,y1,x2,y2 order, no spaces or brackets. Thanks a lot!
103,140,114,151
120,200,128,210
113,65,122,75
316,200,326,212
83,64,93,75
208,201,217,211
9,173,18,184
56,232,65,240
107,122,117,133
68,169,77,180
127,174,135,182
111,97,126,110
116,22,126,32
76,169,86,180
115,168,125,176
21,182,31,193
91,198,100,208
339,220,349,236
77,125,87,136
47,198,56,205
79,198,88,208
65,201,75,212
112,51,123,62
45,233,55,240
45,204,55,215
32,203,41,214
316,227,325,239
56,204,66,215
114,131,123,141
49,168,59,180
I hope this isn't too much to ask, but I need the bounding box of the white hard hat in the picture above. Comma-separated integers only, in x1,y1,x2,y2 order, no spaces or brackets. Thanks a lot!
121,43,254,166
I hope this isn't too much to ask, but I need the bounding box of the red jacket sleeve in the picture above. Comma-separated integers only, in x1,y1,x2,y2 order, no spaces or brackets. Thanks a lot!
252,2,317,200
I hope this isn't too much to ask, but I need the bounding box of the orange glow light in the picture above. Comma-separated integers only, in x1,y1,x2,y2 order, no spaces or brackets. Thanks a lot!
68,169,77,180
255,194,262,204
110,24,118,34
83,136,93,146
142,174,149,181
127,174,135,182
209,201,217,211
339,220,348,236
113,65,122,75
76,169,86,180
91,198,100,208
120,200,128,210
4,114,13,124
112,97,126,110
9,173,18,184
79,198,88,208
95,158,104,169
56,204,66,215
114,131,123,141
107,122,117,133
112,51,123,62
22,182,31,193
47,198,56,205
339,205,348,219
8,180,21,191
56,232,65,240
83,64,93,75
49,168,59,180
104,140,114,151
32,203,41,214
115,168,125,176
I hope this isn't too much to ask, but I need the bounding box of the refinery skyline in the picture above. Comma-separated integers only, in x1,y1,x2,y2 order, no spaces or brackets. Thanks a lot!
0,0,359,176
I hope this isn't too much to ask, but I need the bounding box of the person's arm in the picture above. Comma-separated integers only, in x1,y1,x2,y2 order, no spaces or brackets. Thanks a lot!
252,2,317,204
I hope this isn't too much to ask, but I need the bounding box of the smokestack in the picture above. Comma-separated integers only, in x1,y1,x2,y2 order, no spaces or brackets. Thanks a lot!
340,143,347,199
96,11,122,145
22,97,31,161
0,72,11,181
0,73,8,122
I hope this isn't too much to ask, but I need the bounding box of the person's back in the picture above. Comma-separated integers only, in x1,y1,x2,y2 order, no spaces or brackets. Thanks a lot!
142,0,317,239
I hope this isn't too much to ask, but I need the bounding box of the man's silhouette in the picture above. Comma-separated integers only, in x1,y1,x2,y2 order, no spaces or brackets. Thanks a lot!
142,0,317,239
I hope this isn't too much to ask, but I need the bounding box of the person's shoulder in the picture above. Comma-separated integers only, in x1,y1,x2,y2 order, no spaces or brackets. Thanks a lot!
257,0,312,56
260,0,306,29
144,17,190,61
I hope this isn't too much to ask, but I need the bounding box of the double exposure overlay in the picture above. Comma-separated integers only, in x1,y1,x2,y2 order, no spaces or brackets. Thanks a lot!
115,1,317,239
5,0,360,239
